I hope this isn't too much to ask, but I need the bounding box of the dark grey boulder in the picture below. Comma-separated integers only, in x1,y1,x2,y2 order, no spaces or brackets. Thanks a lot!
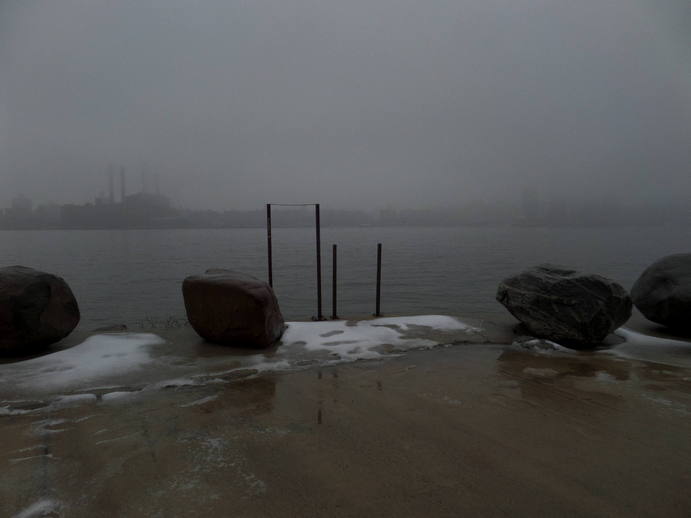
496,264,632,347
0,265,80,355
631,254,691,330
182,269,285,348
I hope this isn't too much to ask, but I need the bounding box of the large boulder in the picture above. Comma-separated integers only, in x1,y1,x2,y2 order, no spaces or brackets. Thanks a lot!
0,265,80,355
631,254,691,330
496,264,631,347
182,269,285,348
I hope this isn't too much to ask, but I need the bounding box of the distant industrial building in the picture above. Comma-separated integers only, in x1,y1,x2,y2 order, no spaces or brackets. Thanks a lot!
60,167,178,228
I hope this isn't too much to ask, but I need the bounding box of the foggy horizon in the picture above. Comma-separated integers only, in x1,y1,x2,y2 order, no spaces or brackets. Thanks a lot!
3,3,691,513
1,0,690,211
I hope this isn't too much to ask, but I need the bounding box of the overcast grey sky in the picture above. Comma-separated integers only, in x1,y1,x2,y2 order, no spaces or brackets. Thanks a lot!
1,0,689,210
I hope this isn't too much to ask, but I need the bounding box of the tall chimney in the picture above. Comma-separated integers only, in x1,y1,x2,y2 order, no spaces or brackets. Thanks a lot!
120,166,126,203
108,166,115,204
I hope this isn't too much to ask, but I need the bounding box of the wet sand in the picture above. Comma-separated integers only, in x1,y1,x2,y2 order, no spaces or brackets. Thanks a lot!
2,340,691,517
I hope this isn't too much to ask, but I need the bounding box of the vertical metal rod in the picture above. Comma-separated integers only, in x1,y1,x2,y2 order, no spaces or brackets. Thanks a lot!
315,204,323,320
375,243,382,317
331,244,338,319
266,204,273,287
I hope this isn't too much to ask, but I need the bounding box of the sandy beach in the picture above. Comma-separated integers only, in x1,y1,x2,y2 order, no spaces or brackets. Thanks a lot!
2,315,691,517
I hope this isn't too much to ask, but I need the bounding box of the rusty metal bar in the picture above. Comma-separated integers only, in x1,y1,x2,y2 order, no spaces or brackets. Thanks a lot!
266,203,273,287
375,243,382,317
315,204,323,320
331,244,338,319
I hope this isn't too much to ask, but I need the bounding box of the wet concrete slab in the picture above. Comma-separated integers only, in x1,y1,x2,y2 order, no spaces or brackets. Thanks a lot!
2,342,691,517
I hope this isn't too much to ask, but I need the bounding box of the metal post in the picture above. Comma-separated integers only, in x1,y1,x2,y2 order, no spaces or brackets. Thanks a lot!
315,204,323,320
266,204,273,287
331,244,338,319
375,243,382,317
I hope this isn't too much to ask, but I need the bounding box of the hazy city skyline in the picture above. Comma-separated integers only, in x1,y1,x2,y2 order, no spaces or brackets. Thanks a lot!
1,0,690,210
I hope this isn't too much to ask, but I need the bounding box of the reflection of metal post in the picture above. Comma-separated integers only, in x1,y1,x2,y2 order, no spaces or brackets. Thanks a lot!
266,204,273,287
315,204,323,320
375,243,382,317
331,244,338,320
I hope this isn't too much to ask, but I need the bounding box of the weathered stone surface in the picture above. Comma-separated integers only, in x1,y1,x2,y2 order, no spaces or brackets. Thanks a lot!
496,264,631,347
0,265,80,354
182,269,285,348
631,254,691,330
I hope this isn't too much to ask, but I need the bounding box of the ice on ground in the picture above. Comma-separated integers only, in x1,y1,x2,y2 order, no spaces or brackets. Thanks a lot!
281,315,479,361
1,394,98,416
614,328,691,348
0,333,163,391
0,316,484,402
0,405,31,416
180,395,218,407
364,315,478,332
523,367,560,378
605,328,691,367
595,371,617,382
101,391,138,402
52,394,98,407
32,418,69,435
12,499,62,518
512,337,572,353
512,328,691,367
10,453,57,464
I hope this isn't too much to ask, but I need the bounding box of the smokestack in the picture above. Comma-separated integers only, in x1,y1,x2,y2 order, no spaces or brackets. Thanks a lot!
120,166,126,203
108,166,115,204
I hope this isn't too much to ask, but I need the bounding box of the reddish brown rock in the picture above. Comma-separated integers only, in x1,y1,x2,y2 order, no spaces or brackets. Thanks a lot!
182,269,285,348
0,265,80,355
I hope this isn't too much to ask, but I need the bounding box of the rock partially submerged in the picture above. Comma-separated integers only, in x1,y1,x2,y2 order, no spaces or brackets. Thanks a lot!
0,265,80,355
632,254,691,330
497,264,631,348
182,269,285,348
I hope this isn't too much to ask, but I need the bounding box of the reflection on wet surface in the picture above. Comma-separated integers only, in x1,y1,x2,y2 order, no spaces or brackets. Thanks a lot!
495,344,691,422
2,343,691,517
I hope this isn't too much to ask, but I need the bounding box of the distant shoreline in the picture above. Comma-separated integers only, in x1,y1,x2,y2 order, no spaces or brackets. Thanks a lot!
0,222,686,231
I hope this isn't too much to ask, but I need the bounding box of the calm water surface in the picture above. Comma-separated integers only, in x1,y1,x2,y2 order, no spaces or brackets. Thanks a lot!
1,226,689,328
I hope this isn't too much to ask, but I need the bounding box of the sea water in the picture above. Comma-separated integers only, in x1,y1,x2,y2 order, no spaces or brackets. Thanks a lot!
1,225,689,328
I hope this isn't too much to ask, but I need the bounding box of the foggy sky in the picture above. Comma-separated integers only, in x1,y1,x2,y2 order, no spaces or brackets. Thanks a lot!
1,0,690,210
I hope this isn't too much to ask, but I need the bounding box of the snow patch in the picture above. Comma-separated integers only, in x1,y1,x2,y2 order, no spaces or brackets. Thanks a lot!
31,419,69,436
595,371,617,382
0,333,164,391
9,453,57,464
250,359,294,373
0,405,31,416
523,367,559,378
52,394,97,408
513,337,572,353
367,315,477,331
149,377,204,390
0,317,485,401
180,395,218,407
615,328,691,348
281,315,477,361
101,391,138,402
95,432,141,445
12,498,62,518
644,394,691,416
